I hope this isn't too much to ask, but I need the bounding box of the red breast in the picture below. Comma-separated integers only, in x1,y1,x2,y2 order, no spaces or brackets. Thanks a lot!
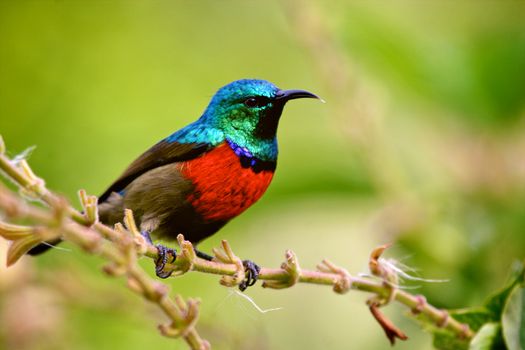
179,142,275,221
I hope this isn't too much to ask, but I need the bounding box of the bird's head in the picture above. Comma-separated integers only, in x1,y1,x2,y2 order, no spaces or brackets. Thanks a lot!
203,79,320,141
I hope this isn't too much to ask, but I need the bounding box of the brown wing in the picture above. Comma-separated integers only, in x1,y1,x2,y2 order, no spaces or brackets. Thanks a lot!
98,140,211,203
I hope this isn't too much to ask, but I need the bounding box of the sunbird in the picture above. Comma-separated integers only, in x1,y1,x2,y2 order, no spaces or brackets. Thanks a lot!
29,79,320,290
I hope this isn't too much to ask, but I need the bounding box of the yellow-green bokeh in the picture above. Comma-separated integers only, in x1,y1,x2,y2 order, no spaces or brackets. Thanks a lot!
1,1,524,349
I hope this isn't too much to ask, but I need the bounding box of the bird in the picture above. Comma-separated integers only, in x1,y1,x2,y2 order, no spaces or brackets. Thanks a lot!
28,79,321,290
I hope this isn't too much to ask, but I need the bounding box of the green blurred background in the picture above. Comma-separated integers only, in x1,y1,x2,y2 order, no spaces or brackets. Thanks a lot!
1,1,525,349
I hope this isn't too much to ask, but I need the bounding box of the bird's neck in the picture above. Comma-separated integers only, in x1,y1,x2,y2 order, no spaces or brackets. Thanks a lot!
225,136,278,162
225,139,277,172
166,121,278,161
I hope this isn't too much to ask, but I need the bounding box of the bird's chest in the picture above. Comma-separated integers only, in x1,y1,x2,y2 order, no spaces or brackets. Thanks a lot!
180,143,275,221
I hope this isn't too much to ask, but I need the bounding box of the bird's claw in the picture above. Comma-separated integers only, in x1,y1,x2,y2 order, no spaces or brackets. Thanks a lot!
239,259,260,291
155,244,177,279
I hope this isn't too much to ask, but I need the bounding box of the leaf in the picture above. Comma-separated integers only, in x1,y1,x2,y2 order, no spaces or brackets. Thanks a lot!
502,284,525,350
452,308,494,333
432,262,525,350
469,323,505,350
432,309,491,350
433,329,470,350
485,263,525,321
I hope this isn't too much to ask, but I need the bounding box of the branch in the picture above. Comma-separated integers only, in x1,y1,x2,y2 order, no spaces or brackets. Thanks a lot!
0,138,210,350
0,136,474,347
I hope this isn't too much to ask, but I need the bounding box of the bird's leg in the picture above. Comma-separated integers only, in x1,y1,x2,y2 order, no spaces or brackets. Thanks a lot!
194,248,214,261
239,259,261,292
141,230,177,279
141,231,153,245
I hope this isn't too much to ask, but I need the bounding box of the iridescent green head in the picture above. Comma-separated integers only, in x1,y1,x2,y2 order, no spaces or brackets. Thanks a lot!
208,79,319,139
169,79,320,160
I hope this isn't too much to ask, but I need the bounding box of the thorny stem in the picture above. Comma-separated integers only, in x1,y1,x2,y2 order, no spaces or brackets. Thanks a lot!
0,137,474,348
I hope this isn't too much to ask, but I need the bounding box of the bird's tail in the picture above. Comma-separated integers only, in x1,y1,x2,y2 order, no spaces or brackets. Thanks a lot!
26,238,63,256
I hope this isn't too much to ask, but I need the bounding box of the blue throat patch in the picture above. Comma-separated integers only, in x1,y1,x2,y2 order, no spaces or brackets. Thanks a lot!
226,139,276,173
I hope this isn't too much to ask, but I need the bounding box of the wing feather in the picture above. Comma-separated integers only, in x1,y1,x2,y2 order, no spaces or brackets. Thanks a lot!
98,140,210,203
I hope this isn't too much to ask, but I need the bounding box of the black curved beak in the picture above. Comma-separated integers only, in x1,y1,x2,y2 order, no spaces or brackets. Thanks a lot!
275,89,322,102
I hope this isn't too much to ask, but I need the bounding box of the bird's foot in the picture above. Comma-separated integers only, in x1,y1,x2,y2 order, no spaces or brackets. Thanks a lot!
239,259,261,292
155,244,177,279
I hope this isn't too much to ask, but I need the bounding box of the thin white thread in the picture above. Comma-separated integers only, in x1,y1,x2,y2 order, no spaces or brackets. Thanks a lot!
40,241,71,253
232,290,283,314
380,258,449,283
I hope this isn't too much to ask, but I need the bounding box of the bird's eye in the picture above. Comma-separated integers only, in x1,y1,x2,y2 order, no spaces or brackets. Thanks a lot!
243,97,269,108
244,98,258,108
